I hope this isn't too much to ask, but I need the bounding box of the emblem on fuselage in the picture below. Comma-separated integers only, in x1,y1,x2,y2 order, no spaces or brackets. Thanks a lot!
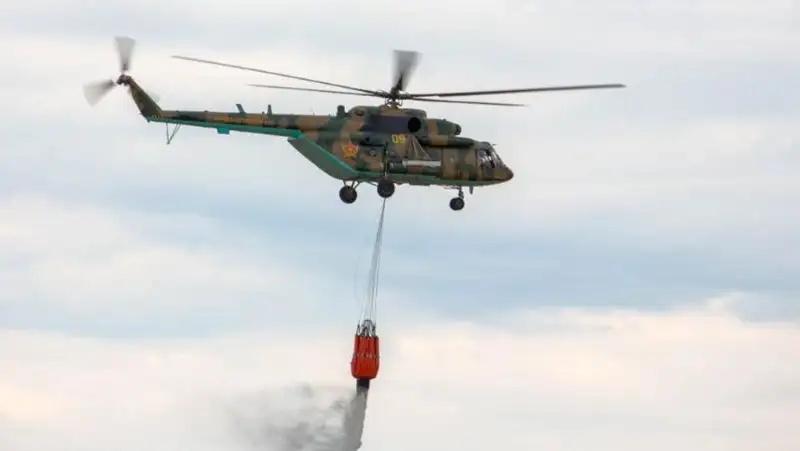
342,143,359,158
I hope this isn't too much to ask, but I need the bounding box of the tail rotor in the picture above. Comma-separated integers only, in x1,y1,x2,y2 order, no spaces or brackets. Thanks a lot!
82,36,136,106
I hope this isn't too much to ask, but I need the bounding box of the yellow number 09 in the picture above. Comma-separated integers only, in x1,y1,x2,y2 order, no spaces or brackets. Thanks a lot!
391,134,406,144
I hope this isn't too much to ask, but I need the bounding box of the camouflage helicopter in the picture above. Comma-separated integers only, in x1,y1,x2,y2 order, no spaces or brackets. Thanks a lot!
84,37,625,211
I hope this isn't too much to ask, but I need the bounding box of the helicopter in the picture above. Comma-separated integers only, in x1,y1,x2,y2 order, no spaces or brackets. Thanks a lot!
84,37,625,211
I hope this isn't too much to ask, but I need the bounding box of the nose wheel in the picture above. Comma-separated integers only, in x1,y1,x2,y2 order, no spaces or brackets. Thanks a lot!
449,187,465,211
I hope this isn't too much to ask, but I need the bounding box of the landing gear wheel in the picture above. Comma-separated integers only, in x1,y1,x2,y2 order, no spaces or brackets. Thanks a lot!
339,185,357,204
449,197,465,211
377,179,395,198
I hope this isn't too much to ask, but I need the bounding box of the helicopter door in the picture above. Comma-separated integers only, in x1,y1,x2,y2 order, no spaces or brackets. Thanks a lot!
441,148,462,180
354,134,386,173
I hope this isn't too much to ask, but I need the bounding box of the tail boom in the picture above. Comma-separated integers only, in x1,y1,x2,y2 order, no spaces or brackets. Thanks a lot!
120,76,342,135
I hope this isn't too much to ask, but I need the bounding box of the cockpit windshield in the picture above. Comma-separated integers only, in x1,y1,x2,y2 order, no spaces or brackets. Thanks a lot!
478,144,503,168
489,148,503,166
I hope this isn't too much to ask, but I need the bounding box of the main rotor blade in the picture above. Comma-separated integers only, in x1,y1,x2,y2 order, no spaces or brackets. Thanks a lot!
83,79,116,106
406,83,626,99
408,97,526,107
172,55,379,95
249,83,525,105
248,84,378,97
391,50,419,94
115,36,135,73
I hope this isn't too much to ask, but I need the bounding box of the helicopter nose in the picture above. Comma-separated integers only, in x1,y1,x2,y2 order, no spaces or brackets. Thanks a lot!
493,167,513,182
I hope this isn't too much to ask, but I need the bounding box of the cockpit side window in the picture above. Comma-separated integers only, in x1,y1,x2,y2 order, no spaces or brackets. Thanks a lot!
479,145,501,169
478,149,494,168
489,149,503,166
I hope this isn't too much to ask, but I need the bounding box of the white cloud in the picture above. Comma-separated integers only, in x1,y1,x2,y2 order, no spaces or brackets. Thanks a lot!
0,193,352,332
5,31,795,244
2,6,796,238
2,1,799,449
2,298,799,451
0,2,794,281
6,0,797,64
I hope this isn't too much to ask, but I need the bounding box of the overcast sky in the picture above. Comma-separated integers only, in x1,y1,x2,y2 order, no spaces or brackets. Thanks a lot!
2,1,799,450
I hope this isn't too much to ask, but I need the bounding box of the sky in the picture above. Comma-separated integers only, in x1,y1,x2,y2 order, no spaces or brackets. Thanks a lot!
1,0,799,450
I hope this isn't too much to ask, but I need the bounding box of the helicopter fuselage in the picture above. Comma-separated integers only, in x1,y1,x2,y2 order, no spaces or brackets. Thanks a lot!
149,109,513,187
123,75,512,188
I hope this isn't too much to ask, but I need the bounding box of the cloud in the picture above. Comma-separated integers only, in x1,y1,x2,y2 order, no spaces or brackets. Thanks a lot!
0,192,380,337
5,0,797,67
2,184,797,338
2,29,795,242
2,1,799,449
1,297,799,451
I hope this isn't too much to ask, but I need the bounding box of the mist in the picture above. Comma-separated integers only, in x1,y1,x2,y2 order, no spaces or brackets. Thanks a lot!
222,384,370,451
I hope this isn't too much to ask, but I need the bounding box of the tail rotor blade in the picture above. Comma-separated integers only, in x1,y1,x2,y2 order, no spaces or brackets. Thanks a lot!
115,36,135,73
83,79,116,106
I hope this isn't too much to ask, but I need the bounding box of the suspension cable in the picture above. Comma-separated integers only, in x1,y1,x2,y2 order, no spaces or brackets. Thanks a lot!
360,198,388,326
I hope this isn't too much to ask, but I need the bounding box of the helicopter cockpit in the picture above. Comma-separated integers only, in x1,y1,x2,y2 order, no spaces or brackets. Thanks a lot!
478,143,503,169
477,142,513,182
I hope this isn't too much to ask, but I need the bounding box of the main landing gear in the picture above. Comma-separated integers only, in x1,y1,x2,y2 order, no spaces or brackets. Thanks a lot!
339,180,468,211
449,187,465,211
377,179,395,198
339,184,358,204
339,179,396,204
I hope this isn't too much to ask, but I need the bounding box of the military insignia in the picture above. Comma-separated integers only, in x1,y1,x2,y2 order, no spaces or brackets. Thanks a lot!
342,143,359,158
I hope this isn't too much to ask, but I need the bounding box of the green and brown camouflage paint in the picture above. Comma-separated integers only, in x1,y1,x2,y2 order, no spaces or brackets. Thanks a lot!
119,75,513,186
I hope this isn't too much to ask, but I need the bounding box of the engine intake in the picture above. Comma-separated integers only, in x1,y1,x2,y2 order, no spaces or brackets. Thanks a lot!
429,119,463,136
407,117,422,133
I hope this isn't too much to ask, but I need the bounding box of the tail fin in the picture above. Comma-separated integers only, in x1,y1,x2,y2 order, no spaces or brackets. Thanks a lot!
120,75,162,118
